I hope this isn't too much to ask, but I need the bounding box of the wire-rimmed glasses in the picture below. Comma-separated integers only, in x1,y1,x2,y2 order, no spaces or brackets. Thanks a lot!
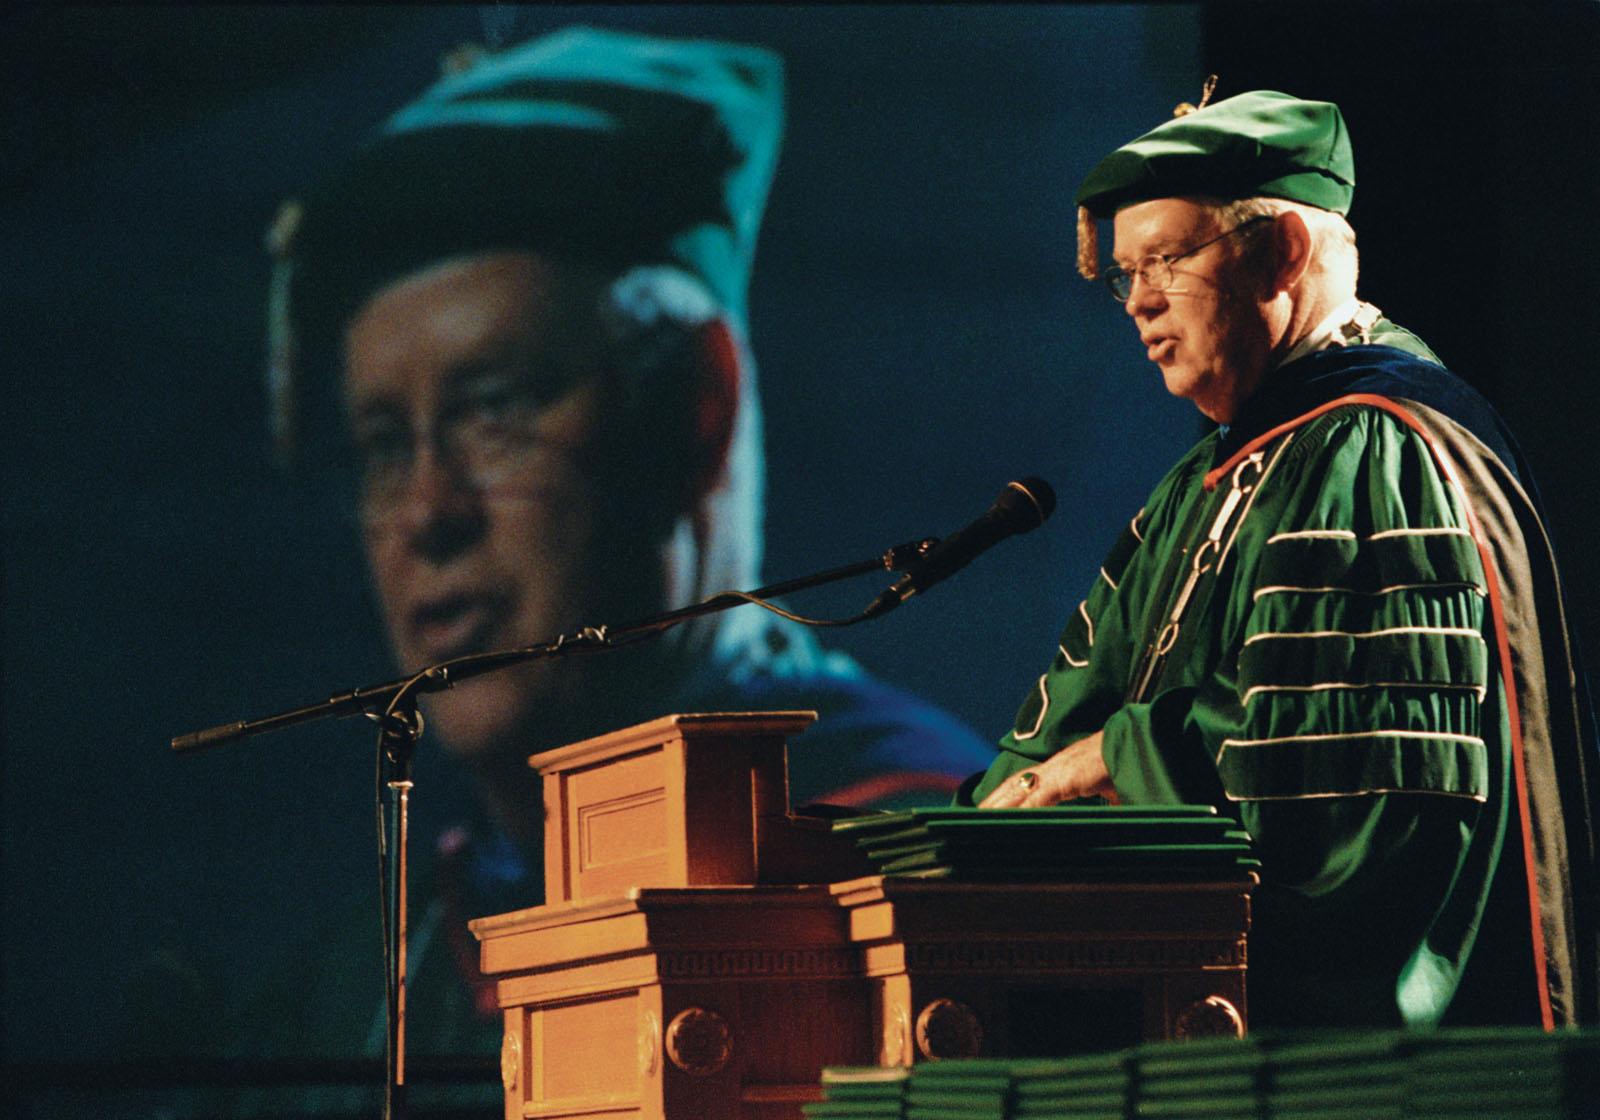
1102,215,1273,302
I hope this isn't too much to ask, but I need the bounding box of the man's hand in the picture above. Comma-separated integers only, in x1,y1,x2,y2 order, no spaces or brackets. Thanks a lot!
977,731,1116,809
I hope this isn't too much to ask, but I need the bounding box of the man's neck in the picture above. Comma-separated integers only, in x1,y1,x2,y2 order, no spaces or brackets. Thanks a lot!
1215,292,1361,429
466,746,546,854
1271,292,1361,371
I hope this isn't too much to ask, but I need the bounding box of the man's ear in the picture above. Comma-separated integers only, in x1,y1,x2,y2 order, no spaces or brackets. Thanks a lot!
687,316,743,500
1272,209,1314,293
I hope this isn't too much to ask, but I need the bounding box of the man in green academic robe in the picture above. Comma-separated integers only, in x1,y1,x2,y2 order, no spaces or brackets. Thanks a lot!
971,90,1599,1031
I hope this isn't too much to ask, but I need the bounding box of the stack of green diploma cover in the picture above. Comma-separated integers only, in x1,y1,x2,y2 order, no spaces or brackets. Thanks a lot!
807,1067,908,1120
1132,1036,1265,1120
1398,1028,1596,1120
805,1028,1600,1119
1258,1033,1404,1119
831,805,1259,881
902,1059,1014,1120
1007,1053,1130,1120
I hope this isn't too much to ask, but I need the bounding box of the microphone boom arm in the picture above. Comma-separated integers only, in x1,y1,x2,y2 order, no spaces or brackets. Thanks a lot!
170,537,937,755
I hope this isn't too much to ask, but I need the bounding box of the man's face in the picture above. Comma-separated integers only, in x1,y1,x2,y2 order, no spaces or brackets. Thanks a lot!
342,251,671,760
1111,197,1275,423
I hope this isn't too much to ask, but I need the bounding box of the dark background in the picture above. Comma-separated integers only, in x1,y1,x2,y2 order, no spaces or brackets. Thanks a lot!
3,1,1596,1070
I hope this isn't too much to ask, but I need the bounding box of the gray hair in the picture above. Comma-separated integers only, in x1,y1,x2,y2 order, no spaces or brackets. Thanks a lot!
599,266,722,377
1214,196,1359,298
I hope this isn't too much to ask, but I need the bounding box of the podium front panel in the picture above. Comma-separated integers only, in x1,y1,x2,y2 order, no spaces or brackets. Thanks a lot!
532,712,816,905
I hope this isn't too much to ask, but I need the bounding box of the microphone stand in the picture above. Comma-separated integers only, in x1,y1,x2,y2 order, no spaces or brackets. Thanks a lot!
170,537,934,1120
375,701,419,1120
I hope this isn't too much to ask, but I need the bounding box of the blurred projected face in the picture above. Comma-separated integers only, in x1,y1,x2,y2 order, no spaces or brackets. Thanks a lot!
342,251,673,760
1111,197,1274,423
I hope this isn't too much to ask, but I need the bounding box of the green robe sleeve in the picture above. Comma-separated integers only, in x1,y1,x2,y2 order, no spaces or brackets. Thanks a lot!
1153,407,1493,811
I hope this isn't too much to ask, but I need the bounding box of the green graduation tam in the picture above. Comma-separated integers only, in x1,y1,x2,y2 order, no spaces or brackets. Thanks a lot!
1072,89,1353,279
266,24,784,457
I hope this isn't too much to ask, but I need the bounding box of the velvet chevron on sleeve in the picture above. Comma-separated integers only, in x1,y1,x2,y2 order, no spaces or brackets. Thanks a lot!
1221,407,1493,805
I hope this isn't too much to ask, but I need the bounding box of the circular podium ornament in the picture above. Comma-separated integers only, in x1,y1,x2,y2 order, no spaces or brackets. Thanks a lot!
500,1031,521,1093
914,998,983,1060
1175,995,1245,1040
665,1007,734,1075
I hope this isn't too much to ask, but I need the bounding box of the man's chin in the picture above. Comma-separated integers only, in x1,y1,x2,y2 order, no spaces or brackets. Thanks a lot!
419,675,550,764
1160,366,1230,421
412,638,680,763
1159,363,1197,402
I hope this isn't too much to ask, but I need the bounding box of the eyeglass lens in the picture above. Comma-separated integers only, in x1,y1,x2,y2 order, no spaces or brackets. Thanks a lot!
351,378,560,527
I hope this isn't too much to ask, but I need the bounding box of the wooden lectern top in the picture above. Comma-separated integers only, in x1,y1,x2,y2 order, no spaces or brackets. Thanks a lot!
528,711,870,906
526,711,819,774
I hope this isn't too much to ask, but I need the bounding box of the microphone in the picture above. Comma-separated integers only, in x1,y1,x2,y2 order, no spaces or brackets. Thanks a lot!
867,477,1056,617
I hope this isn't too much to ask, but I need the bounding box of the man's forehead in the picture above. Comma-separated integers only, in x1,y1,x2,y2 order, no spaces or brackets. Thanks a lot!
1110,198,1221,260
340,252,603,408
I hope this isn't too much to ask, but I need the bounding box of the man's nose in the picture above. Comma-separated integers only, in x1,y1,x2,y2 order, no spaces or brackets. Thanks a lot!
1123,274,1164,318
394,445,486,562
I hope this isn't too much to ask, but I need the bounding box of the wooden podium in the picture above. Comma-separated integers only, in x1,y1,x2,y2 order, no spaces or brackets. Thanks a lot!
470,713,1254,1120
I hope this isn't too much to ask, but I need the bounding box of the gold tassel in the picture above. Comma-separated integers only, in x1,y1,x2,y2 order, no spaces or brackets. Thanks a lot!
1172,74,1219,118
1076,205,1099,281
